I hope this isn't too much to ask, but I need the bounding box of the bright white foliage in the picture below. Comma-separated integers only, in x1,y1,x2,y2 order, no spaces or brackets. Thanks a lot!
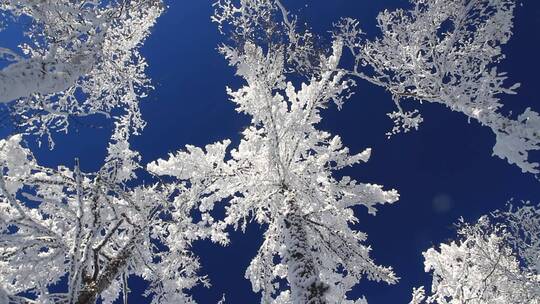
0,0,538,303
335,0,540,174
0,131,215,304
150,27,399,304
0,0,163,143
414,203,540,304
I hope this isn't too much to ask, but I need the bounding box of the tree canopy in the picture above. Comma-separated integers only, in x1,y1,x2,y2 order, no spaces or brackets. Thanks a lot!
0,0,538,303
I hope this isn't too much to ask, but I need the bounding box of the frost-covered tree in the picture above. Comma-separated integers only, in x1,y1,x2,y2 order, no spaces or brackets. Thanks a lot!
334,0,540,175
150,9,399,304
0,0,163,144
412,203,540,304
0,126,220,303
149,43,399,304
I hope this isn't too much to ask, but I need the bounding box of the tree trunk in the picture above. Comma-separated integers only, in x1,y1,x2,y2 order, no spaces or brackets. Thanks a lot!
283,195,329,304
75,233,139,304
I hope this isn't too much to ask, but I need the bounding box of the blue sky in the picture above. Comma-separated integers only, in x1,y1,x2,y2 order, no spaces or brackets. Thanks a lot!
3,0,540,303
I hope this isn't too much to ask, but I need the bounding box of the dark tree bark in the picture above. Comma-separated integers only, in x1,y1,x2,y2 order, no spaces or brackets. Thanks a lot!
283,196,329,304
75,233,139,304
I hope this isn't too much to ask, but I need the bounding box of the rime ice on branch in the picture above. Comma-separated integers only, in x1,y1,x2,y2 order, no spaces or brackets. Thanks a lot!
412,203,540,304
0,130,216,304
0,0,163,143
334,0,540,175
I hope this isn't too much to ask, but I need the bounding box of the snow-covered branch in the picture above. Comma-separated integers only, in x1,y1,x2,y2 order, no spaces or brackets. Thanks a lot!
335,0,540,175
0,132,211,303
0,0,163,144
413,202,540,304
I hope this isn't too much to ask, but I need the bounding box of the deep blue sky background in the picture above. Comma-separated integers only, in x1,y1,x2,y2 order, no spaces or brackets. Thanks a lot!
2,1,540,303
